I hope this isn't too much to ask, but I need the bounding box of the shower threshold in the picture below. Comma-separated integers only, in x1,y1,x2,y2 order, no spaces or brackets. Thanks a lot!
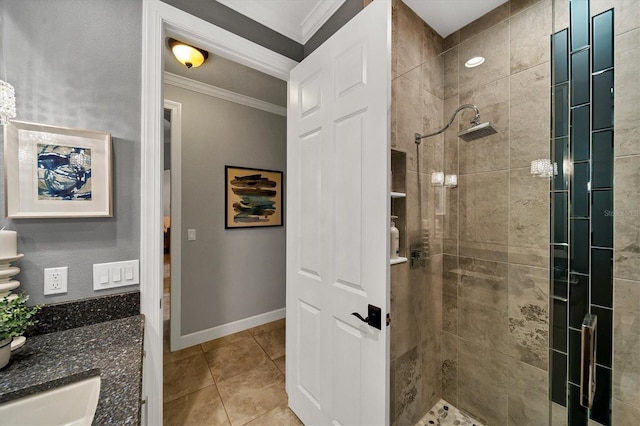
417,399,484,426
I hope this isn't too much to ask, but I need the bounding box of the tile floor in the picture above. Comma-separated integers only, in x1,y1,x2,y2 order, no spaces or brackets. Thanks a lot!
417,400,483,426
163,318,301,426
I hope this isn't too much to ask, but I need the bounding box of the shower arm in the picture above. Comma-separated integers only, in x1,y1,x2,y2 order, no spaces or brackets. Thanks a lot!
414,104,480,144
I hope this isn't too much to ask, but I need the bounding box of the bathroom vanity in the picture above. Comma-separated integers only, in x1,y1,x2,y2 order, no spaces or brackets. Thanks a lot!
0,313,144,425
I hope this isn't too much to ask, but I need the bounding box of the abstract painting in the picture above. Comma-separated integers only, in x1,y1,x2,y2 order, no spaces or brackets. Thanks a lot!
37,144,92,200
225,166,283,228
4,120,112,218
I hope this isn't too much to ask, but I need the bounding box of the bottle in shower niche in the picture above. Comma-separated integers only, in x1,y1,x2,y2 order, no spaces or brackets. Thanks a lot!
390,216,400,259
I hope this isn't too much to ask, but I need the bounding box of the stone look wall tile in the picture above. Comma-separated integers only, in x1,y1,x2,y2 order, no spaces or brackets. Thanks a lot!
391,345,423,426
508,264,549,370
510,0,551,74
459,22,510,94
459,171,509,251
510,0,543,16
553,0,569,30
460,2,511,43
457,338,509,425
394,75,423,154
614,29,640,156
443,48,458,99
394,0,423,76
613,398,640,425
459,78,510,174
509,61,551,169
457,257,510,354
442,255,459,334
509,167,550,267
613,278,640,408
507,357,549,425
614,156,640,280
441,331,458,405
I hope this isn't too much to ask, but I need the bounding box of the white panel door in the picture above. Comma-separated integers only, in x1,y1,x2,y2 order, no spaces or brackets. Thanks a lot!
286,1,391,425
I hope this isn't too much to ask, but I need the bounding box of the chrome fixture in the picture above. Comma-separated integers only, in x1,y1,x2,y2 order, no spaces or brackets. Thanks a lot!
415,104,497,144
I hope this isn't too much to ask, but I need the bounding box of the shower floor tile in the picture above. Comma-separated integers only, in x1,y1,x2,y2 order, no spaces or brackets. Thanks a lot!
417,399,484,426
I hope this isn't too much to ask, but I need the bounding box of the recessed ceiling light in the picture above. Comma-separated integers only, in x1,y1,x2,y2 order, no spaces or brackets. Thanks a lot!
465,56,485,68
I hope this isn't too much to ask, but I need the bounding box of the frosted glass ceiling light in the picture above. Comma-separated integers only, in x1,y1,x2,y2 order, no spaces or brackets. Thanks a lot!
465,56,485,68
0,80,16,125
168,38,208,69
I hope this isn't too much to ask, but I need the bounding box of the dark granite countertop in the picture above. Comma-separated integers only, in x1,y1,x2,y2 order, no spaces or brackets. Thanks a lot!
0,315,144,425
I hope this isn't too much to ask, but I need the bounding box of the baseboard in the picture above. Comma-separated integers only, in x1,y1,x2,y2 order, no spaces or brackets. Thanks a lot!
170,307,285,351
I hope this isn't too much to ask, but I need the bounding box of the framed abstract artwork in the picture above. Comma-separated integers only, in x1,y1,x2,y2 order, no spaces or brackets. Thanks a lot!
225,166,283,229
4,121,112,218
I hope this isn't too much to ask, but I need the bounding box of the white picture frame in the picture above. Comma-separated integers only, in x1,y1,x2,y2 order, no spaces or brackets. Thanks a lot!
4,120,112,218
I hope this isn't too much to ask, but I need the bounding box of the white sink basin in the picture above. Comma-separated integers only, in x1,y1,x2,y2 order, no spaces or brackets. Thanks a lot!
0,376,100,426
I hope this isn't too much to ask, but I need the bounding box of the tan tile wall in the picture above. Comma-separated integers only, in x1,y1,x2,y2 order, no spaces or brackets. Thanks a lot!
392,0,639,424
438,1,552,424
390,0,445,424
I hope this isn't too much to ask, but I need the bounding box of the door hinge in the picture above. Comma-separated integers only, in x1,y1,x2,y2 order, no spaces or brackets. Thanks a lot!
160,298,162,309
386,313,390,326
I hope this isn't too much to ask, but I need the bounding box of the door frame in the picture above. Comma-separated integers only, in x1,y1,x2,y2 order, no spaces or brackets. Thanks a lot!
140,1,296,423
163,99,183,352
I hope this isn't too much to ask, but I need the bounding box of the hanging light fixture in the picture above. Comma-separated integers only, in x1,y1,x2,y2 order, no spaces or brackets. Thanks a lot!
0,80,16,125
168,38,208,69
0,13,16,125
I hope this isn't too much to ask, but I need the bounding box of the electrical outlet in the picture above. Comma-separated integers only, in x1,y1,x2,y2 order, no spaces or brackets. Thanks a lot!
44,267,68,295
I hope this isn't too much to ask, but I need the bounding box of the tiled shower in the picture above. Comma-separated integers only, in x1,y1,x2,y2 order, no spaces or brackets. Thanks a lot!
390,0,639,424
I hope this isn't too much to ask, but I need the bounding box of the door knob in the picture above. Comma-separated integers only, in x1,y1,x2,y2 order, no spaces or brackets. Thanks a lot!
351,304,382,330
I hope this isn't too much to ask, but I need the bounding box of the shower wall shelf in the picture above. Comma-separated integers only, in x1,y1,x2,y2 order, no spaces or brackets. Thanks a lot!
390,149,407,265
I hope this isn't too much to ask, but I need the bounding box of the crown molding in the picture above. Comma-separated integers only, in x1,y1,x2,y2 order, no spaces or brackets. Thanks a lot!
164,72,287,117
218,0,346,45
300,0,347,43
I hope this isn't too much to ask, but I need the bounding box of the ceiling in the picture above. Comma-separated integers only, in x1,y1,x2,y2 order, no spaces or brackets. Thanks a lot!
217,0,509,43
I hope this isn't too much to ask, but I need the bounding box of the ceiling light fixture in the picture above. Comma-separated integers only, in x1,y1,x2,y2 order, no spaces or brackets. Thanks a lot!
465,56,485,68
168,38,209,69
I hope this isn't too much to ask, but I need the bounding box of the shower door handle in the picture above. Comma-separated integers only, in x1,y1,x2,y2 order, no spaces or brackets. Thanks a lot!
351,304,382,330
580,313,597,408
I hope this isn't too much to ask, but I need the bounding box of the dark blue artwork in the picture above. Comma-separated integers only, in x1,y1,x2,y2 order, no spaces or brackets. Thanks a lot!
230,174,276,223
37,144,92,200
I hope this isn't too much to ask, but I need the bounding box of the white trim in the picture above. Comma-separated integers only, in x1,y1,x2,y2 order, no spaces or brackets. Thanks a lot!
164,99,183,354
301,0,347,44
172,308,286,350
164,72,287,117
217,0,346,44
141,1,295,424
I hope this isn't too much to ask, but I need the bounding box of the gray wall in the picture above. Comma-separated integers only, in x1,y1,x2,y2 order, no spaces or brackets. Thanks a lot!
164,84,286,335
0,0,141,306
163,0,304,61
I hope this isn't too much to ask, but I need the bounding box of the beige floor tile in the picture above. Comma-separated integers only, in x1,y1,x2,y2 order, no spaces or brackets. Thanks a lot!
217,362,287,426
248,319,285,336
201,330,253,353
273,356,286,375
254,327,286,360
205,337,271,382
163,385,230,426
164,338,203,366
244,405,302,426
164,353,214,403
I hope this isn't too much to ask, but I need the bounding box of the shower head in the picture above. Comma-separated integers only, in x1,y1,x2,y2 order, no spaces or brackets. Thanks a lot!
457,121,498,142
415,104,498,144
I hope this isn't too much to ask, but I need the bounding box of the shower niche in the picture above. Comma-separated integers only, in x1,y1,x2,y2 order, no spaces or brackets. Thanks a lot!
390,149,407,265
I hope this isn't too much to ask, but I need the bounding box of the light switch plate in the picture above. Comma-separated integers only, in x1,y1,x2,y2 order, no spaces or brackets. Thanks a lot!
93,260,139,291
